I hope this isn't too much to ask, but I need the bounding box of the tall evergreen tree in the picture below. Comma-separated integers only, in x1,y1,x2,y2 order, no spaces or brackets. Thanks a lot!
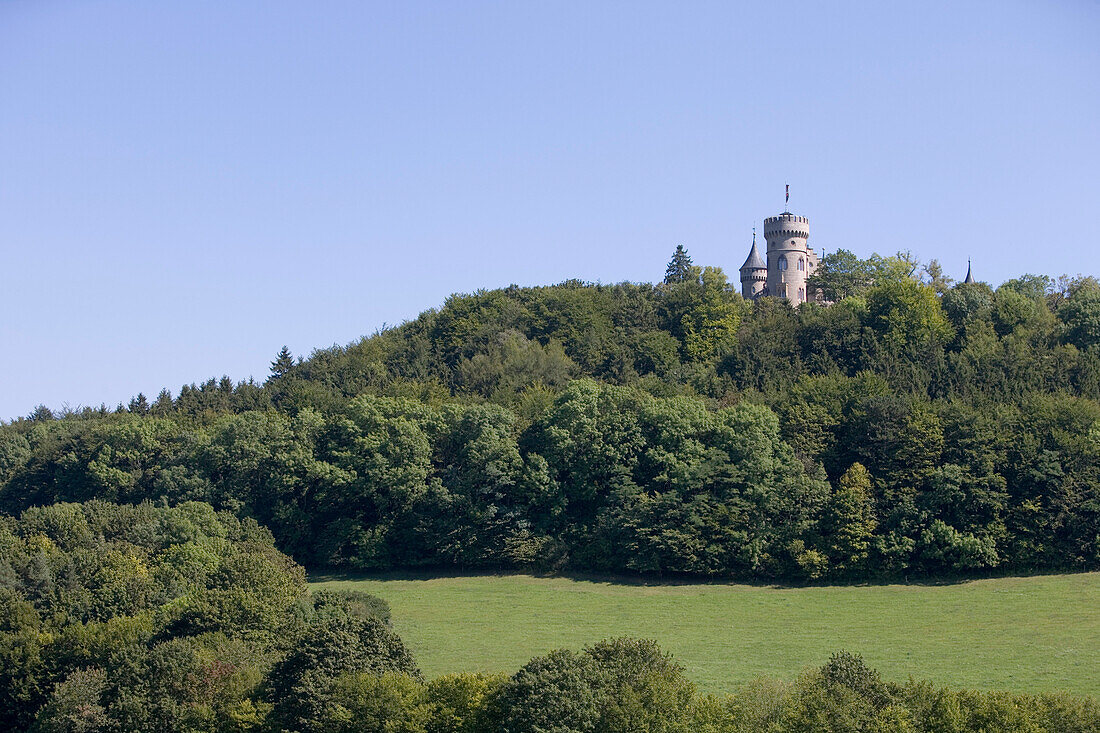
128,392,150,414
151,388,174,416
28,405,54,422
663,245,693,284
270,346,295,380
821,462,877,574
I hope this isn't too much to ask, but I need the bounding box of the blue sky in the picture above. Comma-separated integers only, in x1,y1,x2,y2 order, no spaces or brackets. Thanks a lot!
2,1,1098,420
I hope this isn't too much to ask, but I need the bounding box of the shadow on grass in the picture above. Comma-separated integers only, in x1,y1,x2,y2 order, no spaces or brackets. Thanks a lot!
307,565,1093,590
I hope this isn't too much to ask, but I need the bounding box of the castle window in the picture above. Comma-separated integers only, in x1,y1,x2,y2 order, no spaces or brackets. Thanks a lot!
798,257,805,271
780,284,787,297
798,287,805,302
778,255,788,271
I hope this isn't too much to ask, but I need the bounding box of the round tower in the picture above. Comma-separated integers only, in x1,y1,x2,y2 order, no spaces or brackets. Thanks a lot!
739,228,768,300
764,212,814,303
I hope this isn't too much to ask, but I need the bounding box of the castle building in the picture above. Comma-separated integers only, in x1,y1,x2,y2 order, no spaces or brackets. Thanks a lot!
739,208,820,303
738,198,975,301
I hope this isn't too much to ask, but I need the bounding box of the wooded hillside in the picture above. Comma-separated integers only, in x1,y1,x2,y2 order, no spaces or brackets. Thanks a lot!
3,251,1099,580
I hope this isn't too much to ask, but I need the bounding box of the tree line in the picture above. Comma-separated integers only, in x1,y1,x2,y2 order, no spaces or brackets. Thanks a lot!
2,500,1097,732
2,250,1100,580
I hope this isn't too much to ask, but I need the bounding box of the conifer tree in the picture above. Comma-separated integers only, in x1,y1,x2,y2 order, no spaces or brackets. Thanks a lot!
821,462,877,574
664,245,693,284
270,346,295,380
28,405,53,422
151,389,174,416
128,392,149,414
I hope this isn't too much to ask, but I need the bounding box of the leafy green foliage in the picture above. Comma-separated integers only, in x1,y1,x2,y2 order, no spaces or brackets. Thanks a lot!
585,637,696,732
27,667,109,733
251,639,1100,733
0,501,402,732
264,602,420,733
489,648,608,733
659,265,743,360
1059,281,1100,351
6,531,1100,733
866,279,954,350
11,253,1095,728
807,248,876,301
3,256,1100,584
820,463,877,575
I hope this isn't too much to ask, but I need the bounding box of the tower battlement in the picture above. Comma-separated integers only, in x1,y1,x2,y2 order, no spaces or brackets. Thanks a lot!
764,214,809,241
764,214,808,226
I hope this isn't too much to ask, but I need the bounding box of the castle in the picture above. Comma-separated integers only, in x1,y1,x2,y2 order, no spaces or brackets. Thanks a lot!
738,203,974,303
738,210,820,303
734,202,822,299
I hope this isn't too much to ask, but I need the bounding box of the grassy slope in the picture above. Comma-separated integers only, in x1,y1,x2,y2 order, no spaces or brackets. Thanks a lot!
310,572,1100,697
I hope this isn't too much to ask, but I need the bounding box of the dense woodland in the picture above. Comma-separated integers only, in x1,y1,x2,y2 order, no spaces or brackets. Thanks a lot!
2,501,1098,732
3,249,1100,581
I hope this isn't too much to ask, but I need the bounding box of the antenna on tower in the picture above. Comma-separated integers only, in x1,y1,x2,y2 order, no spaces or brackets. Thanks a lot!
785,184,790,213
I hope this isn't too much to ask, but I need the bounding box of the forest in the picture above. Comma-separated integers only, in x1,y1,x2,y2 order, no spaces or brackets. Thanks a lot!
2,249,1098,581
2,501,1098,732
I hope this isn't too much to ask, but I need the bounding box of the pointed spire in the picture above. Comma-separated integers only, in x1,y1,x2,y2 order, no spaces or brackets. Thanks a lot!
963,259,975,284
740,228,767,272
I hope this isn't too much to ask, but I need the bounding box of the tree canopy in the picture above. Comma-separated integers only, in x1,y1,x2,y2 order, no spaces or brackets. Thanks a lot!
4,239,1100,729
2,253,1100,585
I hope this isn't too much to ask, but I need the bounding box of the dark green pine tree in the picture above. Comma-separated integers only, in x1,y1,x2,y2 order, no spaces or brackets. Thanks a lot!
151,389,174,416
28,404,54,422
663,245,693,284
270,346,295,380
128,392,150,415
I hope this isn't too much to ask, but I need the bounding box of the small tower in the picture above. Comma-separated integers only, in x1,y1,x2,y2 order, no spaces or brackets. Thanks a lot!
739,229,768,299
764,207,818,303
963,260,975,284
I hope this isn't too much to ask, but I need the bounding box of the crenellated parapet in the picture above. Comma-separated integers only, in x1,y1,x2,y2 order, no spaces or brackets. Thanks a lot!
763,214,810,241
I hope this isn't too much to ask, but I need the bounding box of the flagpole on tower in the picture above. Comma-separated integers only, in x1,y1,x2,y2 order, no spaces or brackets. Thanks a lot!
785,184,790,213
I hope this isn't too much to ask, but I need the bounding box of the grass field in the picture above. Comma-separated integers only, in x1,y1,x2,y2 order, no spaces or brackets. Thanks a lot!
309,572,1100,698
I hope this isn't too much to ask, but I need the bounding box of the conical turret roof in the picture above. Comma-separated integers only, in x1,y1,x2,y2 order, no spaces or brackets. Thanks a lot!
740,231,766,272
963,260,975,284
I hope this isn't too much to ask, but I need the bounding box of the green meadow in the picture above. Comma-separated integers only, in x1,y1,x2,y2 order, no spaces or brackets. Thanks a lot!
310,572,1100,698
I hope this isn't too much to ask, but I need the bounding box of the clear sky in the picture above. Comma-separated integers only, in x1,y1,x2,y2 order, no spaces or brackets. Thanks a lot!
2,1,1098,420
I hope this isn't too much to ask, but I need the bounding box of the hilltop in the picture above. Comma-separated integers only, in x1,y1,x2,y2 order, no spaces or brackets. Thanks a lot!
2,250,1100,581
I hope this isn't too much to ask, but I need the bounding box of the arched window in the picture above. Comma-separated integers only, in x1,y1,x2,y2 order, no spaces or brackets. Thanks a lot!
798,257,805,271
798,287,805,302
778,255,788,271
